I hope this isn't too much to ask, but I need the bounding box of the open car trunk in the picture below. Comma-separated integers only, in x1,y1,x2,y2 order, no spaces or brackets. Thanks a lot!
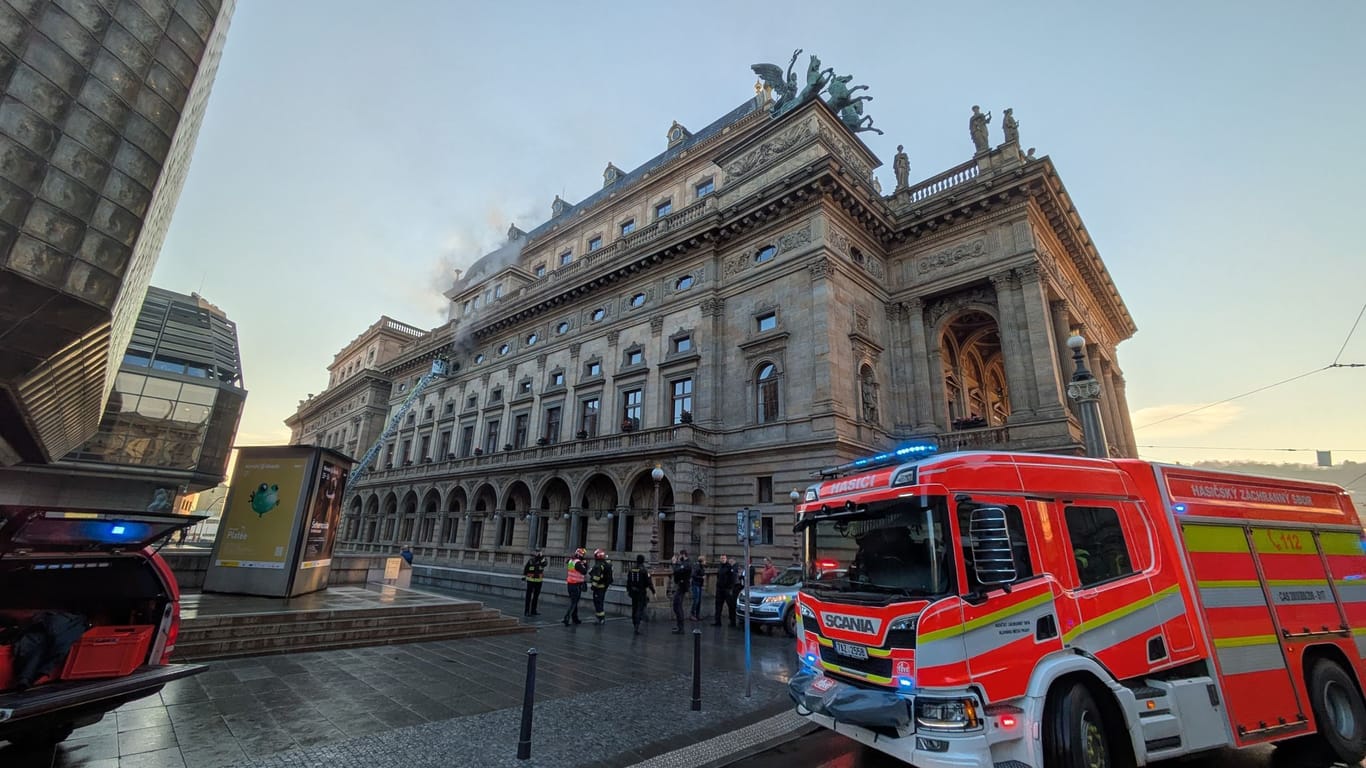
0,507,206,743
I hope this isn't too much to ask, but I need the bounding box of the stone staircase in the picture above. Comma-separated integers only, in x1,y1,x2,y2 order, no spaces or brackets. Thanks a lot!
174,600,531,661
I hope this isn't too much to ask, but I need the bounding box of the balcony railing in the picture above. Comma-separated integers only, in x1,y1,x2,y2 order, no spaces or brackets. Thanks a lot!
935,424,1010,451
905,159,980,204
360,423,712,487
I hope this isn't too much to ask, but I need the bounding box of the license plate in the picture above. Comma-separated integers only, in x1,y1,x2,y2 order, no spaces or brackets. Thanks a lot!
834,640,868,660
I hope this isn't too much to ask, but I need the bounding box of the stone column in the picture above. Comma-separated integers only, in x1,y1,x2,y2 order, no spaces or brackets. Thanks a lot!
926,339,949,432
1113,371,1137,457
700,298,725,428
808,258,836,413
904,298,937,432
615,508,629,552
990,271,1037,418
885,303,913,429
649,315,665,425
1093,347,1123,456
1049,300,1078,420
1016,265,1067,416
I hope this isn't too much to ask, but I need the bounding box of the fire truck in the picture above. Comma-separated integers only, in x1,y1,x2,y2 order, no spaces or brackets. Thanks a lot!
788,446,1366,767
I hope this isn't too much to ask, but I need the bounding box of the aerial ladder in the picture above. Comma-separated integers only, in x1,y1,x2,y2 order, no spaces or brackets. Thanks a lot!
342,358,448,503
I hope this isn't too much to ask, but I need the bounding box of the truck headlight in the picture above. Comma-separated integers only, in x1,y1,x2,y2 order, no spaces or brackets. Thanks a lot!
798,603,816,620
887,614,919,647
915,696,981,731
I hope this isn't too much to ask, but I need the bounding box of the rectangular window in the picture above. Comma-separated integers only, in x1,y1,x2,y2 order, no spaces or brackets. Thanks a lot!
424,406,434,421
466,394,478,409
551,371,565,387
459,425,474,457
536,519,549,549
544,406,562,444
587,361,602,377
401,439,412,464
580,398,600,437
490,388,502,403
622,389,642,429
757,312,777,332
655,200,672,218
958,504,1035,591
518,380,532,395
494,283,504,298
672,378,693,424
757,476,773,504
513,413,529,449
761,517,774,545
620,219,635,236
626,350,643,366
673,335,692,353
498,516,515,547
438,430,451,458
419,435,431,461
444,402,455,416
1065,505,1133,587
123,351,151,367
383,444,395,468
560,251,573,266
483,420,500,453
695,178,714,198
534,263,546,277
466,519,484,548
589,236,603,251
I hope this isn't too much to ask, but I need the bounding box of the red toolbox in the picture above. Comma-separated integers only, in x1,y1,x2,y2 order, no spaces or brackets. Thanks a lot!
61,625,154,680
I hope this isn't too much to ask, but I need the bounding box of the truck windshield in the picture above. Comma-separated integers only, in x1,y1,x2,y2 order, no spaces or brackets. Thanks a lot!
803,496,954,599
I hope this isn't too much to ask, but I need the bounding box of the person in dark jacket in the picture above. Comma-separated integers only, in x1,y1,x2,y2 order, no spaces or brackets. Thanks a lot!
522,549,548,616
624,554,655,635
588,548,614,625
690,555,707,621
713,554,738,627
670,550,691,633
562,548,589,626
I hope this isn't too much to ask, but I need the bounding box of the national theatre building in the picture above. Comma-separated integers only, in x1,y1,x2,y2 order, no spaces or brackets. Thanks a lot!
291,59,1138,571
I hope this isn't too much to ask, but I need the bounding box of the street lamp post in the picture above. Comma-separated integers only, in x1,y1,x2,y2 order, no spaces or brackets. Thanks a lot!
789,489,802,566
649,466,665,569
1066,334,1108,458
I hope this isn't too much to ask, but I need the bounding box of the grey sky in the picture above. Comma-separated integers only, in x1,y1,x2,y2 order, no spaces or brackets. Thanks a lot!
152,0,1366,466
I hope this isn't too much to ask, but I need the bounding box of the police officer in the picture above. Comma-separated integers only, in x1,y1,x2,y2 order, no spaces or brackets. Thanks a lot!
522,549,548,616
713,554,738,627
589,548,614,625
690,554,707,621
624,554,655,635
670,550,691,634
562,548,589,626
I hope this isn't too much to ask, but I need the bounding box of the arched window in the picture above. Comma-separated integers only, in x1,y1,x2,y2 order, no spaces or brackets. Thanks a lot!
756,363,780,423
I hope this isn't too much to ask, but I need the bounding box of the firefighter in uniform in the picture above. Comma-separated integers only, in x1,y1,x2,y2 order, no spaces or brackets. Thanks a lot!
522,549,548,616
625,554,655,635
562,548,589,626
589,548,614,625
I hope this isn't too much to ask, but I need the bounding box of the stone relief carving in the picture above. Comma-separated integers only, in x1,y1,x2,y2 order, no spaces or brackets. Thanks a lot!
850,338,881,365
569,342,582,358
650,315,665,334
917,238,988,275
816,122,872,180
607,330,620,346
536,353,547,369
825,226,885,278
701,297,726,317
724,120,814,178
808,257,835,280
777,225,813,253
927,286,996,326
854,311,870,335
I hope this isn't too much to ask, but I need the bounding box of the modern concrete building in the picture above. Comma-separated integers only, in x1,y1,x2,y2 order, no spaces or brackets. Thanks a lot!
292,86,1137,572
0,0,235,465
0,285,246,510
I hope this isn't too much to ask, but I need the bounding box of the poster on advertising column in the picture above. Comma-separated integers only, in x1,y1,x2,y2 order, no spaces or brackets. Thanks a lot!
214,450,311,570
299,459,345,569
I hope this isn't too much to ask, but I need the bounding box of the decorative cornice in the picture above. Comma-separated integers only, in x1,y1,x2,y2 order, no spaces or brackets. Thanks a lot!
701,297,726,318
723,119,814,179
569,342,582,358
808,257,835,281
650,315,665,334
607,330,620,346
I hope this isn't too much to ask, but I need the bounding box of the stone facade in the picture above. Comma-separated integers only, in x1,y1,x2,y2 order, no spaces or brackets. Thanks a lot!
296,94,1137,576
0,0,236,464
285,316,427,460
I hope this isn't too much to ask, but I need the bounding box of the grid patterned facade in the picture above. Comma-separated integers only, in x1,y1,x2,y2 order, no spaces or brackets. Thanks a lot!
0,0,236,465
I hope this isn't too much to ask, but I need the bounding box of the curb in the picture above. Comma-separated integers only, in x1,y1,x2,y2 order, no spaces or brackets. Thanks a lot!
623,708,817,768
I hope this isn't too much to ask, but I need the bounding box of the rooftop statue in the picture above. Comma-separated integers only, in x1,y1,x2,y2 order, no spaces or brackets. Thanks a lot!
751,49,803,116
752,52,880,132
826,72,883,135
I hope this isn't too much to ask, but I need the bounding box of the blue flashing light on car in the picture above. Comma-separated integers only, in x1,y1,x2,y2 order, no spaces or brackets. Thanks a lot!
111,525,126,536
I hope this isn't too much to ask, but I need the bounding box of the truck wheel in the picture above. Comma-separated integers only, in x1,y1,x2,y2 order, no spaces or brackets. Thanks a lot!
1303,659,1366,764
1044,683,1128,768
783,607,797,637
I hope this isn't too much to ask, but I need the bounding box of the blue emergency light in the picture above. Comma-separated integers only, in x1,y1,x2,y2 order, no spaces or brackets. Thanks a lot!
111,525,126,535
819,439,940,478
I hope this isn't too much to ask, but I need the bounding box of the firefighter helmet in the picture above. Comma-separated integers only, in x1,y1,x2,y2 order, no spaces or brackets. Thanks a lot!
575,547,587,558
594,548,606,559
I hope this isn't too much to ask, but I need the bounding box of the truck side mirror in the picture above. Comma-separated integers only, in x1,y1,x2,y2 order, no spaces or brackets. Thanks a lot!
969,507,1018,586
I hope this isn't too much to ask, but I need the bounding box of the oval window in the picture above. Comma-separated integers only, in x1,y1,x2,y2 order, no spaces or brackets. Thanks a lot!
850,246,865,264
526,333,538,346
556,321,570,334
592,308,606,322
498,344,510,356
755,245,777,263
474,354,485,364
630,293,646,308
675,275,694,290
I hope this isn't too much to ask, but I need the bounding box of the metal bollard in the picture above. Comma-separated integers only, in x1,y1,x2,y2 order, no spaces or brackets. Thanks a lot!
691,629,702,711
516,648,538,760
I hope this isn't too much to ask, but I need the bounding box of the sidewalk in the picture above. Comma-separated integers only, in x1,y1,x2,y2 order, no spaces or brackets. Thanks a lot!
2,585,799,768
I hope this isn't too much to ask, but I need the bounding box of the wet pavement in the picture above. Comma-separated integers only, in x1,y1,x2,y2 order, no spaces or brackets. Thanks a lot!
2,585,799,768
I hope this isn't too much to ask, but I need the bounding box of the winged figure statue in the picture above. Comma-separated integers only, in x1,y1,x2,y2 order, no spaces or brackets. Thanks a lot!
751,48,802,116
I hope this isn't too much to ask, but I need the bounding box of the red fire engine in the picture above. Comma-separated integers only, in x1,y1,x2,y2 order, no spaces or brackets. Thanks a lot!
789,446,1366,767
